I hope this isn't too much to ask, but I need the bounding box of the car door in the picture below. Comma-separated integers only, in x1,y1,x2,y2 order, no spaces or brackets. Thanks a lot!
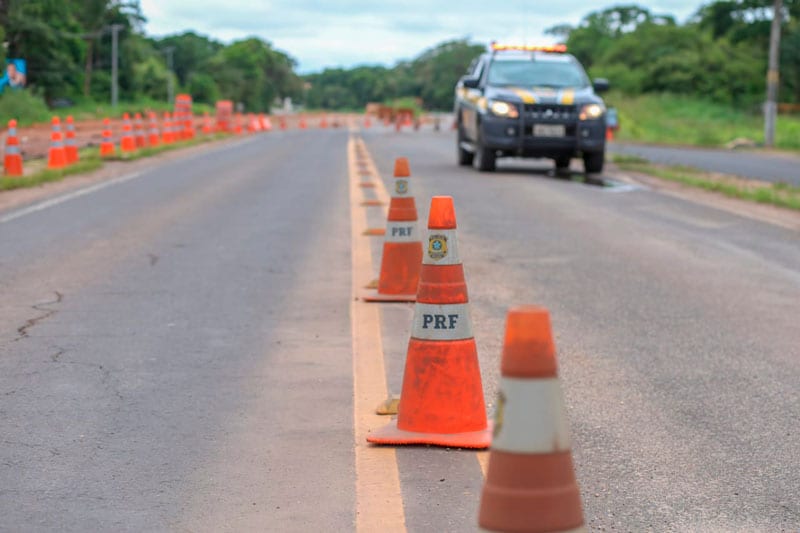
460,58,486,142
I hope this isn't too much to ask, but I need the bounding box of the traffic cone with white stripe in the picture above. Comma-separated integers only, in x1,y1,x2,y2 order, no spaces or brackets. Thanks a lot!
65,116,79,164
362,157,422,303
120,113,136,152
367,196,491,449
47,117,67,170
478,306,585,533
100,118,115,157
134,112,146,148
4,119,23,176
148,112,161,147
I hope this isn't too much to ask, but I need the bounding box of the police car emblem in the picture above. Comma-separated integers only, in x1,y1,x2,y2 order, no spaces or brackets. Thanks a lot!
428,234,448,260
395,179,408,195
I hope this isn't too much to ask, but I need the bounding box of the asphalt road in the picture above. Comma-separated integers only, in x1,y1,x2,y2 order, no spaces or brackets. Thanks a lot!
610,141,800,186
1,124,799,532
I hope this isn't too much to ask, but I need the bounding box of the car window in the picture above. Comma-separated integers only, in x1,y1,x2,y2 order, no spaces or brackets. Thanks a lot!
487,59,589,89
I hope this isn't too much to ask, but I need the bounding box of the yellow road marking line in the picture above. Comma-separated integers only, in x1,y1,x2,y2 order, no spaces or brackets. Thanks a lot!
349,133,406,532
350,128,492,487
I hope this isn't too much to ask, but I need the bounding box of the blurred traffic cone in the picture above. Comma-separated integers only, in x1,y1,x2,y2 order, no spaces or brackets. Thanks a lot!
478,306,585,533
367,196,491,449
64,116,79,164
148,112,161,147
299,115,307,129
184,114,194,140
120,113,136,152
134,112,146,148
100,118,116,157
262,115,273,132
364,116,372,128
279,116,287,130
606,127,614,141
320,115,328,129
234,113,244,135
4,119,24,176
202,112,213,134
362,157,422,302
161,112,174,144
47,117,67,170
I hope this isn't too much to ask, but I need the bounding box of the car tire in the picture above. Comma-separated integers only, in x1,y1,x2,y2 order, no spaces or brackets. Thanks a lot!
555,156,571,178
473,134,496,172
583,151,605,174
457,125,474,166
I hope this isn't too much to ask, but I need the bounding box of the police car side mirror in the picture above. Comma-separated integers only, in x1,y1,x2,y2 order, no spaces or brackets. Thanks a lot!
462,76,481,89
593,78,610,93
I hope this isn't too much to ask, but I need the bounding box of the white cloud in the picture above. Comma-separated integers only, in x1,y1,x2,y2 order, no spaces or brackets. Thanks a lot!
139,0,705,72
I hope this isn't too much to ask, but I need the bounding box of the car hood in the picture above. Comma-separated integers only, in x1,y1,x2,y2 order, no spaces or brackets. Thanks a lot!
485,85,601,106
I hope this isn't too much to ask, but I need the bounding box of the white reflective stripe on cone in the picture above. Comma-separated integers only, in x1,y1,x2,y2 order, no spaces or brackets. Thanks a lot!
422,228,460,266
411,302,473,341
8,128,16,136
391,177,412,197
492,376,571,454
5,145,20,154
384,221,420,243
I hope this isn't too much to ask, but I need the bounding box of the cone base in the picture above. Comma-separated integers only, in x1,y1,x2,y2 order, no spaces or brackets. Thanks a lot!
366,419,491,449
360,289,416,303
479,527,586,533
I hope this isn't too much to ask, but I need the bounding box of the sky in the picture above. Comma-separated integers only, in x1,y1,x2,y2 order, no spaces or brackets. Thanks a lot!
139,1,705,73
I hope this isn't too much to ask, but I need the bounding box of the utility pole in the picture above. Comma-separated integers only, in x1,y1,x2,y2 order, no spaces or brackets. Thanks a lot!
764,0,782,147
110,24,124,108
163,46,176,104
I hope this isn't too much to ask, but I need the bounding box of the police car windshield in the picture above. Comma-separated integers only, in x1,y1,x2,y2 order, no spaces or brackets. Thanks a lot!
487,59,588,88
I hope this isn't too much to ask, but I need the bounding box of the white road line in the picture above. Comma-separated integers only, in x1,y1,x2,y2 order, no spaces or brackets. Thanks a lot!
0,135,263,226
0,171,143,225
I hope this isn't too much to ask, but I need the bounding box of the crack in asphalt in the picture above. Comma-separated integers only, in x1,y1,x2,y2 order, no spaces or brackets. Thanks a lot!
14,291,63,342
147,253,159,267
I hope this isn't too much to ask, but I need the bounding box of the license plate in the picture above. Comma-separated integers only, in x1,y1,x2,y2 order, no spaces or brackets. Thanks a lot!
533,124,566,137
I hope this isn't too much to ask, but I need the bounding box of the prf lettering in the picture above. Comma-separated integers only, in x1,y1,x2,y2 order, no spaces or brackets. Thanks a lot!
422,314,459,329
391,226,413,237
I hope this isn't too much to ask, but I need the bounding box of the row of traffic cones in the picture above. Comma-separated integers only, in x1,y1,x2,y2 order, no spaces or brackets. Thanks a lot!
358,156,584,532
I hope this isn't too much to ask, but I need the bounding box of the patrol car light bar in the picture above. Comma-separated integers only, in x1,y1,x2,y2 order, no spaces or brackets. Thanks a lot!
490,43,567,53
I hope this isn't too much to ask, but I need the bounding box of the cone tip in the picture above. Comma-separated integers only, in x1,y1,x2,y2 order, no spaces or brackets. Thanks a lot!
103,117,110,125
8,119,16,127
502,306,558,378
51,116,60,125
428,196,457,229
394,157,410,177
66,115,74,123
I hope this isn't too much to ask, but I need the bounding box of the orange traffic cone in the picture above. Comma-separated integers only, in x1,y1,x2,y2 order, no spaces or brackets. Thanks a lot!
262,114,273,132
362,157,422,302
234,113,244,135
279,116,287,130
164,112,175,144
4,119,24,176
202,112,213,134
364,116,372,128
64,116,79,164
99,117,116,157
47,117,67,170
134,112,146,148
367,196,491,449
320,115,328,129
299,115,307,129
148,112,160,147
606,126,614,141
478,306,585,533
120,113,136,152
184,114,194,140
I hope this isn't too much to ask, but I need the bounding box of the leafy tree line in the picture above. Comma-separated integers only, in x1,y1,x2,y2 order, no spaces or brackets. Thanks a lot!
303,39,485,111
0,0,303,111
550,1,800,105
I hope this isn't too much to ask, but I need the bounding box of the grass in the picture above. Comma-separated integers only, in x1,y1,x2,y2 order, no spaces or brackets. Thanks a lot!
607,92,800,151
1,151,103,191
611,153,800,211
1,133,230,191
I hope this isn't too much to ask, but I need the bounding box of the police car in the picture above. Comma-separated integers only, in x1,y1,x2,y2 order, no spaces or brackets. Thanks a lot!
455,43,609,174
